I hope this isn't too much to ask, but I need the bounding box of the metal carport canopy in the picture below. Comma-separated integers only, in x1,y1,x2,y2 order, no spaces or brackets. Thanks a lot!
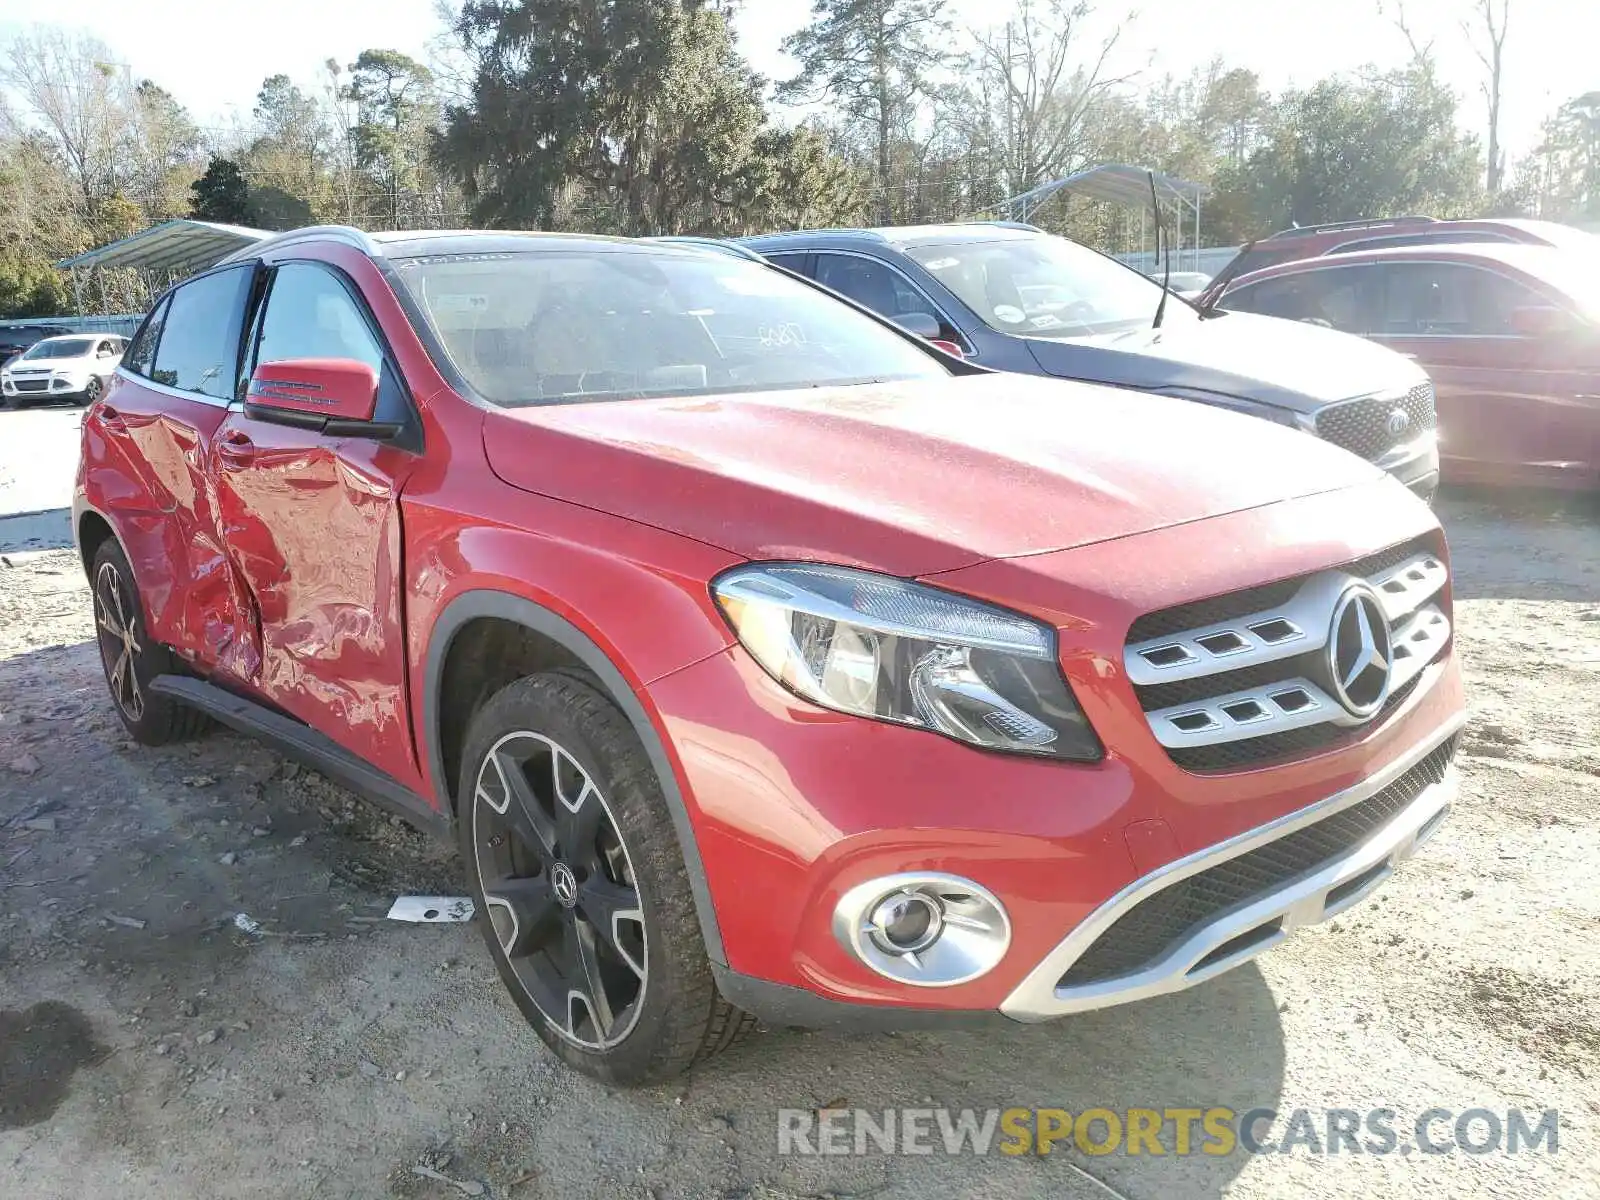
55,219,271,275
1002,164,1208,221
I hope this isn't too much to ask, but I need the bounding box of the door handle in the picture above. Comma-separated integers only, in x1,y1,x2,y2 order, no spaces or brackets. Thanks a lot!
98,403,124,426
217,431,257,469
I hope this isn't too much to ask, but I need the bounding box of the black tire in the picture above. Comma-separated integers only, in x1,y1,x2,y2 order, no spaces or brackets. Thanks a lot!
90,538,211,744
80,377,103,407
457,672,754,1083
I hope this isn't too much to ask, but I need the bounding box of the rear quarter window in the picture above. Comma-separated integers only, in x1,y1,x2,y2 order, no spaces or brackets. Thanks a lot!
122,302,168,378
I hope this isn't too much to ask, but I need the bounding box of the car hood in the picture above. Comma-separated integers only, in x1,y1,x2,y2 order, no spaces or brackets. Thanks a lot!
1024,311,1424,413
482,374,1383,577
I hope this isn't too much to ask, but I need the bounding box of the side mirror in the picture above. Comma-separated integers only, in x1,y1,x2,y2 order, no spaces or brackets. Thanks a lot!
891,311,942,339
1508,305,1578,338
927,338,966,358
245,358,398,438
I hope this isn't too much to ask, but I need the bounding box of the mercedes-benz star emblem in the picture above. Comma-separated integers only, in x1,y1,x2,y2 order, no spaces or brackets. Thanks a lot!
550,862,579,908
1386,408,1412,438
1326,584,1393,718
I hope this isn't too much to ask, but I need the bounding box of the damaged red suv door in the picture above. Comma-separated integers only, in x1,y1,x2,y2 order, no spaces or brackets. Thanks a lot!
207,257,424,790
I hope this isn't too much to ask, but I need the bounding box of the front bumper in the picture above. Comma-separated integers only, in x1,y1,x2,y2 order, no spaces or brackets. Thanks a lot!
656,631,1463,1019
2,375,92,402
1375,433,1440,502
707,714,1460,1029
1001,714,1460,1020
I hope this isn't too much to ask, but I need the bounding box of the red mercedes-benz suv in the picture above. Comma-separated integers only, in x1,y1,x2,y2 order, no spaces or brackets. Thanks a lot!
75,227,1464,1082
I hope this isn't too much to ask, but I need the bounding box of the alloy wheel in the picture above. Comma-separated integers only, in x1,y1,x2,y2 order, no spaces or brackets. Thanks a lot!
471,730,647,1050
93,560,144,721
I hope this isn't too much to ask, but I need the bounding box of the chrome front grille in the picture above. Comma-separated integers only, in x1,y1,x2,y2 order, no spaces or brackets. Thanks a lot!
1315,382,1437,461
1126,537,1451,772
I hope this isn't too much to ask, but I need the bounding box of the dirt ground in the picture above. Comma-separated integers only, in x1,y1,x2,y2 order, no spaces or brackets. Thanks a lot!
1,487,1598,1200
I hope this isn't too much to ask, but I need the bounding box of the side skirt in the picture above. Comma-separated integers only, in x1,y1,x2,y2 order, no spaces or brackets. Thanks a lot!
149,675,453,845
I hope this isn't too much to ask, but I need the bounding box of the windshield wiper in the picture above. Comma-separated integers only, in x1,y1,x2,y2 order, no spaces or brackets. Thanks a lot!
1148,171,1171,331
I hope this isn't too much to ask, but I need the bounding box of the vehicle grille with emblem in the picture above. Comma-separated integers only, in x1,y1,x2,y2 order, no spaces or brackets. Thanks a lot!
1125,537,1451,771
1315,382,1437,462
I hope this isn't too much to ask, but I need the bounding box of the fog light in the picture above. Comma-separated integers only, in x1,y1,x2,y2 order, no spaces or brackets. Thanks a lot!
868,891,944,955
833,872,1010,987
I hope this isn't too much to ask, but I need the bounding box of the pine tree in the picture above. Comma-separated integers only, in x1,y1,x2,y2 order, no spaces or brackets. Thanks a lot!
188,157,252,224
778,0,951,223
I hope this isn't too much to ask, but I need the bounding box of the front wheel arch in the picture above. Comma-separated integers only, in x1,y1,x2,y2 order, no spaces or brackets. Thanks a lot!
423,590,727,967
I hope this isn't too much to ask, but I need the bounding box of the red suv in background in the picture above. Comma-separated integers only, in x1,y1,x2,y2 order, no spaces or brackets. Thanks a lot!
1196,215,1599,310
1219,243,1600,490
75,227,1464,1082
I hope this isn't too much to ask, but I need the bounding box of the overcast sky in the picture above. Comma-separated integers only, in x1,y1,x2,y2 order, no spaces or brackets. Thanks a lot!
0,0,1593,162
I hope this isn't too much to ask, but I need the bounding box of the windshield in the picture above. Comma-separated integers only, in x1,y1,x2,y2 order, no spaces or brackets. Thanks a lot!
19,337,93,360
393,248,950,406
905,235,1192,338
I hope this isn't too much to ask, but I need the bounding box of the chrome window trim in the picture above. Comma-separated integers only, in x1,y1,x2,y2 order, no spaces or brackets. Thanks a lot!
1000,708,1464,1020
809,247,977,357
113,365,233,409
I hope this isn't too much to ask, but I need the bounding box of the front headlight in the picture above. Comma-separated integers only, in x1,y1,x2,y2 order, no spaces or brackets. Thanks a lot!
712,563,1102,761
1156,387,1312,431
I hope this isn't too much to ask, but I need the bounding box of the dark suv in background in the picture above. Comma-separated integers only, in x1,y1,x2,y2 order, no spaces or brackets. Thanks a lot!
742,223,1441,499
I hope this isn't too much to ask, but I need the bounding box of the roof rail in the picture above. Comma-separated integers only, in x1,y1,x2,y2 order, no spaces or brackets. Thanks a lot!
973,220,1044,233
1264,216,1438,241
738,228,891,245
217,224,380,264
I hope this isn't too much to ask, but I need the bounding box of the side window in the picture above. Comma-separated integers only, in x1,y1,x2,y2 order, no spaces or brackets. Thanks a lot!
816,254,902,320
816,253,952,327
891,275,938,320
251,262,385,374
764,252,809,275
149,266,255,398
122,298,170,378
1226,268,1372,333
1370,262,1546,337
1468,270,1556,335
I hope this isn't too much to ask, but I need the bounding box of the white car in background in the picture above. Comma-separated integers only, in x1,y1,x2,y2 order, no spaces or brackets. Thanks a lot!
1,334,127,409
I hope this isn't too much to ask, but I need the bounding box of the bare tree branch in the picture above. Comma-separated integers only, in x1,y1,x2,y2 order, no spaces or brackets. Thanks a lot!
1376,0,1436,62
1460,0,1510,191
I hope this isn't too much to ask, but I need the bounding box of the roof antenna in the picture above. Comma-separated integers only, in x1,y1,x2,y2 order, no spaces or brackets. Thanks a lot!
1149,171,1171,331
